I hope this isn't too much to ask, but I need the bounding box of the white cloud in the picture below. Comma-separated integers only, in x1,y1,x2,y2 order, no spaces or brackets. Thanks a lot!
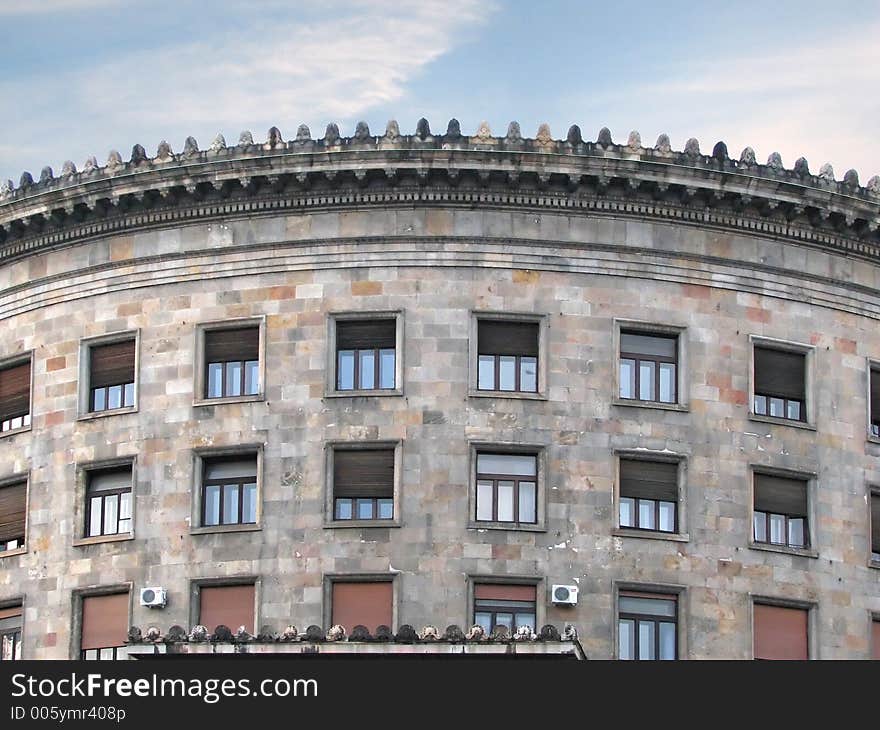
0,0,119,14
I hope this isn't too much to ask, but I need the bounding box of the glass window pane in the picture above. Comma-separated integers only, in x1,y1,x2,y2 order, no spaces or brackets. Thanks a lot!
620,497,635,527
620,359,636,399
475,612,492,633
476,481,494,521
226,361,242,397
639,361,655,401
207,363,223,398
754,394,767,415
788,518,805,547
638,499,656,530
515,613,535,631
103,494,118,535
769,397,784,418
787,400,801,421
119,491,132,520
108,385,122,410
478,355,495,390
123,382,135,407
769,513,785,544
659,363,676,403
754,512,767,542
89,496,103,536
356,499,374,520
659,622,676,660
377,498,394,519
245,360,259,395
335,498,353,520
93,388,106,411
477,453,536,477
518,482,536,523
619,619,635,660
223,484,240,524
1,634,12,661
118,518,131,533
498,356,516,391
378,349,395,389
242,483,257,523
99,648,115,660
204,485,221,525
659,501,675,532
359,350,376,390
520,357,537,392
638,621,655,660
23,414,30,427
619,597,677,617
497,482,515,521
337,350,355,390
495,613,513,630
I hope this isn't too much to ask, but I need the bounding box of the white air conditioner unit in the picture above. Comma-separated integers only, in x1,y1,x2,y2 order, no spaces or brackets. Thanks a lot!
551,584,578,605
139,587,167,608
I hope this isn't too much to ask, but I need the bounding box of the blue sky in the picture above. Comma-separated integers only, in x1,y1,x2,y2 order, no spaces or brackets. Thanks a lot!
1,0,878,183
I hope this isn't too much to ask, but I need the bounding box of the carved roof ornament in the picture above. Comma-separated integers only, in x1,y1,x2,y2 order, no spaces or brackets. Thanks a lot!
514,625,534,641
766,152,784,171
535,123,554,150
106,150,124,174
712,141,728,161
294,125,311,144
39,166,54,183
165,626,187,643
145,626,162,642
505,121,523,144
353,121,372,142
867,175,880,196
596,127,613,148
182,136,199,157
489,624,509,641
0,179,13,199
374,625,393,642
415,117,432,141
395,624,418,643
238,130,254,147
82,155,99,174
383,119,400,142
444,625,465,642
626,131,642,152
235,626,252,642
419,625,440,641
739,146,756,166
130,144,147,166
304,625,324,642
562,624,578,640
265,126,283,149
209,134,226,153
128,626,144,643
280,625,299,641
539,624,561,641
323,123,341,146
61,160,77,178
655,134,672,154
567,125,583,146
326,624,345,641
18,171,34,188
155,140,174,162
465,625,485,640
794,157,811,176
474,121,493,142
445,118,462,139
257,626,278,642
349,625,372,641
819,163,835,182
212,625,234,642
684,137,701,157
844,168,860,189
189,625,208,642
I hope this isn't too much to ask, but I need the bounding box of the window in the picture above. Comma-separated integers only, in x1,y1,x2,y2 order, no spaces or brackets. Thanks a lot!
753,603,808,660
0,357,31,433
201,456,258,527
870,491,880,564
204,327,260,399
0,605,22,661
871,366,880,438
198,584,255,633
873,619,880,660
335,319,396,391
87,339,135,413
85,468,132,538
475,452,537,524
473,583,536,634
331,581,393,632
477,319,538,393
618,458,678,533
752,345,806,422
618,592,677,660
753,473,809,549
80,592,129,660
619,331,677,404
332,448,394,521
0,480,26,552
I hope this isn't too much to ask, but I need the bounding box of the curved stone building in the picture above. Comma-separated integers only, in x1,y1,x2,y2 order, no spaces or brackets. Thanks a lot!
1,119,879,660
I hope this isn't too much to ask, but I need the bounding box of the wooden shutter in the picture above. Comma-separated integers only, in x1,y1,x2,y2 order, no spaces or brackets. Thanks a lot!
331,582,393,632
0,481,26,543
205,327,259,363
754,474,807,516
90,340,135,389
199,585,255,632
478,320,538,357
81,593,128,650
0,605,22,621
0,361,30,422
333,449,394,498
474,584,536,601
620,332,676,359
873,621,880,660
754,347,805,399
204,457,257,482
619,459,678,501
753,604,808,660
336,319,396,350
872,494,880,554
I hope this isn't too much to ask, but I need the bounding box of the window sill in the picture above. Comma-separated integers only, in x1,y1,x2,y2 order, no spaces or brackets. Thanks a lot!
749,542,818,559
748,414,816,431
0,547,27,559
323,520,402,529
612,398,688,413
77,406,137,422
866,435,880,447
193,394,264,407
612,528,690,543
324,389,404,399
73,533,134,547
868,559,880,570
190,524,262,536
0,425,31,440
467,521,546,533
468,390,547,401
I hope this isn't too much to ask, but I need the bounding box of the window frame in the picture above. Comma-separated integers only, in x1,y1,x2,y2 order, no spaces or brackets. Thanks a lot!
193,317,266,407
613,581,686,661
0,351,33,439
73,458,136,547
77,331,140,421
71,584,132,660
324,441,402,528
612,451,688,541
84,469,134,539
868,485,880,569
191,446,264,535
750,595,817,660
0,471,29,558
867,359,880,443
748,335,815,430
612,319,688,412
469,311,548,401
325,311,404,398
323,573,398,632
467,576,544,636
0,599,24,661
749,466,818,558
189,576,260,634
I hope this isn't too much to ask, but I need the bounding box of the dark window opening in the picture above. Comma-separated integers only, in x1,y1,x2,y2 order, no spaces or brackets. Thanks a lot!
475,452,537,524
336,319,396,391
85,468,132,538
477,320,538,393
0,481,26,552
871,369,880,437
753,474,809,549
619,459,678,533
618,592,677,660
753,346,805,422
0,606,22,661
89,340,135,413
204,327,260,399
202,456,258,527
871,493,880,563
333,449,394,521
0,360,30,432
473,584,536,634
619,331,678,404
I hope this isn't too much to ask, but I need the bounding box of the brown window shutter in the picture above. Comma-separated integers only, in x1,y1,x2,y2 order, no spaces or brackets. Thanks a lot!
331,582,393,632
753,604,808,660
620,590,678,602
0,605,22,621
619,459,678,501
620,332,677,359
199,585,255,633
336,319,396,350
0,481,26,543
205,327,259,363
81,593,129,650
754,474,807,516
474,584,537,602
872,494,880,554
872,370,880,422
90,340,135,389
333,449,394,498
754,347,805,400
873,621,880,660
204,457,257,482
478,320,538,357
0,361,30,422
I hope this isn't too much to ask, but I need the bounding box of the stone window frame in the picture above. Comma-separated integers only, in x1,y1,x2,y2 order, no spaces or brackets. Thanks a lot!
612,319,689,413
0,350,34,440
0,470,30,559
188,576,261,632
866,358,880,444
322,573,399,632
0,595,25,660
190,444,264,536
465,574,545,633
466,440,548,533
468,310,549,401
324,310,405,398
870,610,880,659
72,457,137,547
323,440,403,529
748,334,816,431
867,484,880,569
748,464,819,559
749,594,818,660
70,583,133,660
611,450,690,542
612,580,688,661
193,316,267,407
77,330,140,421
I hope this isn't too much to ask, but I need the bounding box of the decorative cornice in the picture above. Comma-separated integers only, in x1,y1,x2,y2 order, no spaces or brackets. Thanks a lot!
1,119,878,264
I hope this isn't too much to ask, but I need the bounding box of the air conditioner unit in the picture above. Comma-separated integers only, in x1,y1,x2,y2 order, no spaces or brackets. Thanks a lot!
139,587,167,608
551,584,578,605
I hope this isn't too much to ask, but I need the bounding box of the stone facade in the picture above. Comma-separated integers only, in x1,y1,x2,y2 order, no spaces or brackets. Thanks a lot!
0,121,879,659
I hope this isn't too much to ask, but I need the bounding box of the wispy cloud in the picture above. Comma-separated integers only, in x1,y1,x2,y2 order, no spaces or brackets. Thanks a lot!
0,0,119,14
